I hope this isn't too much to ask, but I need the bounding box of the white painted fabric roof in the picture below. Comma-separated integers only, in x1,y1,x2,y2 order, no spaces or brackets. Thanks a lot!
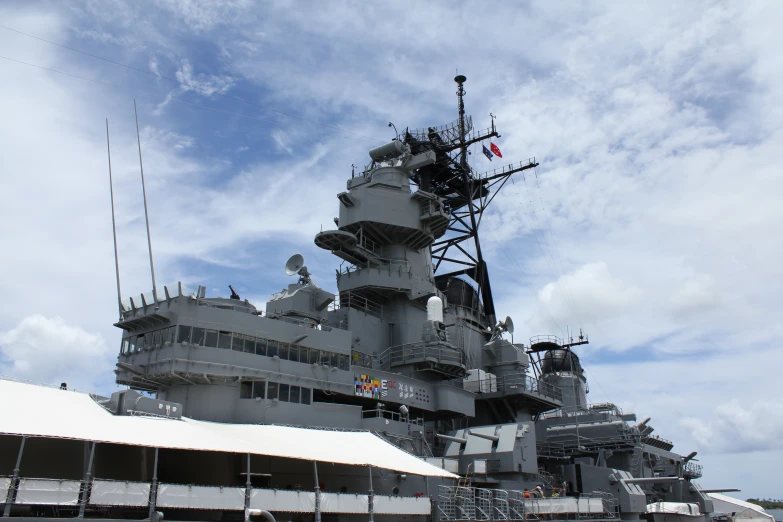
0,379,455,478
708,494,773,520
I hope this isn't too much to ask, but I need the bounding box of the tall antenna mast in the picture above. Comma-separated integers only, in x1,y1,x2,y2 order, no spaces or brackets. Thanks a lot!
105,118,123,318
134,100,159,306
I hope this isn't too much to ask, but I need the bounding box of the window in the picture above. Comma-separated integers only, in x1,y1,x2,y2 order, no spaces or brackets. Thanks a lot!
299,346,309,364
255,338,266,356
191,327,205,346
240,382,253,399
244,336,255,354
289,385,300,404
218,331,232,350
165,326,176,344
267,340,278,358
279,384,289,402
178,325,191,344
267,382,278,400
121,338,129,354
232,333,245,351
253,382,266,399
278,343,289,360
151,330,161,348
137,335,146,351
320,351,331,367
301,387,311,405
288,345,299,362
204,330,218,347
339,354,349,371
309,348,319,365
129,336,137,353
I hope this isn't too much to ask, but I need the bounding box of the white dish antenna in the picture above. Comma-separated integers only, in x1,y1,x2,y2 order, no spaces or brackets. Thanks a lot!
285,254,311,283
491,316,515,341
503,316,515,335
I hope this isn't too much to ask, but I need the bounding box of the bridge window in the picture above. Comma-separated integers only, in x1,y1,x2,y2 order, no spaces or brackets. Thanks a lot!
289,385,300,403
279,383,290,402
218,331,232,350
267,382,278,400
177,325,191,344
253,381,266,399
301,387,311,405
255,338,266,356
191,327,205,346
204,329,218,347
240,382,252,399
267,340,278,358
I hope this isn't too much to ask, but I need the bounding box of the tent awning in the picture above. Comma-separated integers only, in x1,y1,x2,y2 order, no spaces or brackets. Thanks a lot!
0,379,455,478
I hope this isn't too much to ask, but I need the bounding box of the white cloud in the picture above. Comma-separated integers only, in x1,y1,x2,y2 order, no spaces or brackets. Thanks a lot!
174,59,234,96
0,315,112,391
682,400,783,454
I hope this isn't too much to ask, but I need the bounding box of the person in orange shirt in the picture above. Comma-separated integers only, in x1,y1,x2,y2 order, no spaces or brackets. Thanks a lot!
523,488,531,499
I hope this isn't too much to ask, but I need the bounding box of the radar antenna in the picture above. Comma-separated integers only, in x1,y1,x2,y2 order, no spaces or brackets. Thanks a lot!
490,315,515,341
285,254,312,285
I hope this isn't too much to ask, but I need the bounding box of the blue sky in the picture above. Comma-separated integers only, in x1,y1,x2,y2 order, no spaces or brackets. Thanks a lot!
1,0,782,499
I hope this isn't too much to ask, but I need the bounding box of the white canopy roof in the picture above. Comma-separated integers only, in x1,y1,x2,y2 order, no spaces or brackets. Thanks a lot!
0,379,455,478
708,494,773,520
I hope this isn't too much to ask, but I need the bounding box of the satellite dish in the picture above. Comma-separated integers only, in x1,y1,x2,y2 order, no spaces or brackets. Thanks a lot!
284,254,311,282
285,254,305,276
504,316,515,335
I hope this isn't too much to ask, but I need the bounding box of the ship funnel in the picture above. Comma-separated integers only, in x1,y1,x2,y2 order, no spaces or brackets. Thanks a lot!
427,296,444,323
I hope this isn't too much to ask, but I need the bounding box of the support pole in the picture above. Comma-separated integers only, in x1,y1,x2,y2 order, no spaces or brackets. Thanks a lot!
148,447,159,521
77,442,96,518
2,436,25,517
368,466,374,522
244,453,252,521
313,461,321,522
105,119,123,319
134,99,159,305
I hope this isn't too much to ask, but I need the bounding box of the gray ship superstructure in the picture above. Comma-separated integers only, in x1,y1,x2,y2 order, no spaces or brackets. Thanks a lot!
0,76,725,522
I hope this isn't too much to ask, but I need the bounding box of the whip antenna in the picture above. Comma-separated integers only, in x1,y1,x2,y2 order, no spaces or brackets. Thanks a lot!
134,100,159,307
105,118,123,318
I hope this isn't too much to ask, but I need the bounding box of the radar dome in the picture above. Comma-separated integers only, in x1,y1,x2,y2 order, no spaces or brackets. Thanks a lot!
426,296,444,323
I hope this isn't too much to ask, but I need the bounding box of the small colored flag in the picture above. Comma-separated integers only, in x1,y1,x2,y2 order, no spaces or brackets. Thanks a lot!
490,142,503,158
482,145,493,161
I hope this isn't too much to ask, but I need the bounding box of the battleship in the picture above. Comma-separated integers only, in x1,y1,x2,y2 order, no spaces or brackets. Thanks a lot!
0,75,750,522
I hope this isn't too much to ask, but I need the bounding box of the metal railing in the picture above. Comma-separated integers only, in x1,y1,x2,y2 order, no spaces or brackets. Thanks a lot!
446,374,562,402
387,342,465,369
438,485,618,521
530,334,563,347
361,408,423,426
684,461,703,478
331,291,385,319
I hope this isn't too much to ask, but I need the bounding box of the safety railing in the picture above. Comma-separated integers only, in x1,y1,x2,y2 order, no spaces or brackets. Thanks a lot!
447,374,562,402
437,486,618,521
361,408,423,426
387,342,465,369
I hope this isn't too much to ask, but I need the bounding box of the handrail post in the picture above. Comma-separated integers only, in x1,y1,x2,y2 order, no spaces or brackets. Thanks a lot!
148,447,159,521
244,453,252,521
77,442,96,518
313,461,321,522
2,436,25,517
368,465,374,522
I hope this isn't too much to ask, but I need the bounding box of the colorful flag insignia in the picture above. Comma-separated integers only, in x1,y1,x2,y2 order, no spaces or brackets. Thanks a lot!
482,145,493,161
490,143,502,158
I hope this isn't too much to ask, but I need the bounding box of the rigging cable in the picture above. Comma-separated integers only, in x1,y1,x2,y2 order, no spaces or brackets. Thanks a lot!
0,24,383,143
482,218,566,338
506,173,584,331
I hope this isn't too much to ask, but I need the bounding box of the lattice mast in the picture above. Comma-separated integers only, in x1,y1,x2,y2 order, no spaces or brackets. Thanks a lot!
403,75,539,326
